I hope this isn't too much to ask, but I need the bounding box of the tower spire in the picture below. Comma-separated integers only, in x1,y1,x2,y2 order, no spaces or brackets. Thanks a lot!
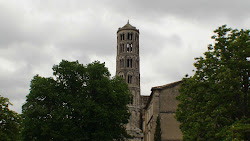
127,19,129,24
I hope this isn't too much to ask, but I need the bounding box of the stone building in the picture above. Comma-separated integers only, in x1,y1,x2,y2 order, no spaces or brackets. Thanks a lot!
143,81,183,141
116,21,183,141
116,21,143,140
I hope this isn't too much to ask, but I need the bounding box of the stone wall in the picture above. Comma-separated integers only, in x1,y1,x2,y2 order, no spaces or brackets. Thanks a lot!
143,81,183,141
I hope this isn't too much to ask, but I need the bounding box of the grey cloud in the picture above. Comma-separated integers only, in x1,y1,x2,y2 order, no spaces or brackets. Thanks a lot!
56,25,116,56
102,0,250,24
0,0,249,113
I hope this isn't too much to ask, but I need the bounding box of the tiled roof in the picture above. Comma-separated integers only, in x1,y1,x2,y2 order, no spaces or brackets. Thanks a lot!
121,20,136,29
151,80,183,90
117,20,139,32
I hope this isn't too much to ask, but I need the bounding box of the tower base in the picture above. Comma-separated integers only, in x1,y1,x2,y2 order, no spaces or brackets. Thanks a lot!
126,124,143,141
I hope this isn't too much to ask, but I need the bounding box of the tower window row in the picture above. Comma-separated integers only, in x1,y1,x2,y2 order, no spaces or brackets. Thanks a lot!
128,33,133,40
119,33,138,41
119,59,139,69
119,43,133,53
118,74,132,84
120,59,132,68
120,34,125,40
118,72,140,86
119,59,132,68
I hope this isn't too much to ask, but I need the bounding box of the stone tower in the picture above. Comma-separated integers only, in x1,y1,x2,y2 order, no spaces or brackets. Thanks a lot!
116,21,143,140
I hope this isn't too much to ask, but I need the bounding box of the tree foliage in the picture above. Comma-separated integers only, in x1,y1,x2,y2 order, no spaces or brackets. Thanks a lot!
22,60,132,141
154,115,162,141
176,25,250,140
0,95,22,141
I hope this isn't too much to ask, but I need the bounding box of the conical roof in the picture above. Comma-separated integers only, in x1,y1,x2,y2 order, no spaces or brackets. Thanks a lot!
117,20,139,33
122,20,136,29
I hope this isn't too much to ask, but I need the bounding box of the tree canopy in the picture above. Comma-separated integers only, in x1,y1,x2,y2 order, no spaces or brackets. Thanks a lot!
176,25,250,140
22,60,132,141
0,95,22,141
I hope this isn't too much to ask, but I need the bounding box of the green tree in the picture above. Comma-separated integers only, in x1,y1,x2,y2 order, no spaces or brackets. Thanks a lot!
0,95,22,141
154,115,162,141
176,25,250,141
22,60,131,141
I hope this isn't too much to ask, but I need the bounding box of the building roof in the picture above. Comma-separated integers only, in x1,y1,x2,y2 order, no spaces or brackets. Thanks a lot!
122,20,136,29
117,20,139,33
144,80,183,109
151,80,183,91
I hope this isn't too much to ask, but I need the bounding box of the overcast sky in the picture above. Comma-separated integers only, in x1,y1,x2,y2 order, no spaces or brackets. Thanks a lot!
0,0,249,113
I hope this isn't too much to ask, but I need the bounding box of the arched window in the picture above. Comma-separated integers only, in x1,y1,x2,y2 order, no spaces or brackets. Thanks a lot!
121,33,125,40
120,59,122,68
126,43,133,52
120,44,122,53
120,44,124,53
127,75,132,84
127,59,132,68
122,44,125,52
127,44,129,52
130,96,133,104
130,43,133,52
118,72,124,79
120,33,124,40
127,33,133,40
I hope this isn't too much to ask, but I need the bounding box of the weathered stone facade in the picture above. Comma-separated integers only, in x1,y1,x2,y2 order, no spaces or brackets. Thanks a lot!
116,22,183,141
143,81,183,141
116,21,143,140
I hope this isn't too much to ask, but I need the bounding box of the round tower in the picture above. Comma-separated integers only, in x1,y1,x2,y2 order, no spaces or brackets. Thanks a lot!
116,21,143,140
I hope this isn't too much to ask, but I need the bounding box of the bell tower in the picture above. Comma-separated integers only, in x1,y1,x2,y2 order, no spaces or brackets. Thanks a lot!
116,21,143,140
